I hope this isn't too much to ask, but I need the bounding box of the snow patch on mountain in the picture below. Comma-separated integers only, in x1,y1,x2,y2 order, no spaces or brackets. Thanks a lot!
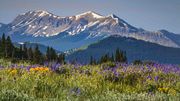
1,10,180,49
36,10,49,17
0,23,6,29
109,14,119,23
75,11,104,19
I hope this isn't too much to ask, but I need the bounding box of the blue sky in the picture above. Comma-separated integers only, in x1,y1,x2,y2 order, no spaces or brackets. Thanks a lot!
0,0,180,33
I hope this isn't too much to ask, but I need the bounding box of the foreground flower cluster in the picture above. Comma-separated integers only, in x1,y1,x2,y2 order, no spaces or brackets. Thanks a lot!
29,67,50,72
0,61,179,100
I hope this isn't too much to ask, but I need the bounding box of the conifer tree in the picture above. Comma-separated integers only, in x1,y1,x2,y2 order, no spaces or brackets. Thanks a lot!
50,47,57,61
5,36,14,58
123,51,127,63
115,48,120,62
100,53,111,63
90,56,96,65
0,34,68,64
19,45,23,59
1,33,6,57
111,53,114,62
27,47,33,61
23,44,28,59
33,45,43,64
90,56,93,65
115,48,127,63
57,54,65,64
0,37,3,56
46,46,50,61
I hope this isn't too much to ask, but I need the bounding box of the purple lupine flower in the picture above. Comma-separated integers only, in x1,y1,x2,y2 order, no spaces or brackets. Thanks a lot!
51,63,61,71
163,67,170,74
147,75,152,80
140,66,145,72
70,87,81,96
11,64,18,68
113,71,119,77
111,67,117,74
0,65,4,69
154,76,159,82
74,63,81,69
20,65,25,69
26,66,31,71
43,61,49,67
146,65,152,71
123,67,127,72
31,64,39,68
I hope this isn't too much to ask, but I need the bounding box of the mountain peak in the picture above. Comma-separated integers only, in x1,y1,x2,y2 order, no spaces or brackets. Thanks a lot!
106,14,120,24
109,14,119,18
31,10,51,17
33,10,49,13
159,29,170,33
75,11,104,19
2,10,180,49
85,11,101,15
19,10,52,17
85,11,96,13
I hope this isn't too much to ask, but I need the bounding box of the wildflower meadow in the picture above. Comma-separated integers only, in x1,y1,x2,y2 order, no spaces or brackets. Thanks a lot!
0,59,179,100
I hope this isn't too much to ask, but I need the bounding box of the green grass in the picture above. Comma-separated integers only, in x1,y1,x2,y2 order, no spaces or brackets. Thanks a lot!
0,61,179,101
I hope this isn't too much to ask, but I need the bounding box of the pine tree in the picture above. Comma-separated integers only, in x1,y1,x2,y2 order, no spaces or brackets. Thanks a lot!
33,45,43,64
46,47,50,61
49,47,57,61
90,56,93,65
100,53,111,63
11,46,15,59
57,54,65,64
115,48,120,62
123,51,127,63
111,53,114,62
5,36,14,58
23,44,28,59
27,47,33,61
104,54,109,62
115,48,127,63
91,56,97,65
19,45,23,59
1,33,6,57
0,37,2,56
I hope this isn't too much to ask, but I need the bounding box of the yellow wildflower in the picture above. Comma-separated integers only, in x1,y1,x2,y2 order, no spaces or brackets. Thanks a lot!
158,87,169,93
9,69,17,75
168,88,177,96
29,67,50,72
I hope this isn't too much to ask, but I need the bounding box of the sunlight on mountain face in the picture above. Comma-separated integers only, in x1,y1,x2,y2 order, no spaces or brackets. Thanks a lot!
1,10,180,51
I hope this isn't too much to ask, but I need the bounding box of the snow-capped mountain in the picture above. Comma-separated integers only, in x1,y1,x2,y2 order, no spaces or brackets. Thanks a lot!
0,23,5,28
0,10,180,51
5,10,137,37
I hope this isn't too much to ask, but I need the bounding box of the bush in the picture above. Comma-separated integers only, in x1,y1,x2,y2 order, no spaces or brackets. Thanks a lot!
133,60,143,65
100,62,116,70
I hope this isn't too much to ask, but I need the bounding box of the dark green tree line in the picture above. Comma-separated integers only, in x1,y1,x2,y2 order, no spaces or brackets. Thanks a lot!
90,48,127,64
0,34,65,64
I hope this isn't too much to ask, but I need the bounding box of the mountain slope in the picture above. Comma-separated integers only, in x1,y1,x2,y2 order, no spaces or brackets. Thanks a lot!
67,36,180,64
0,23,3,31
159,30,180,46
0,23,4,27
0,10,180,51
